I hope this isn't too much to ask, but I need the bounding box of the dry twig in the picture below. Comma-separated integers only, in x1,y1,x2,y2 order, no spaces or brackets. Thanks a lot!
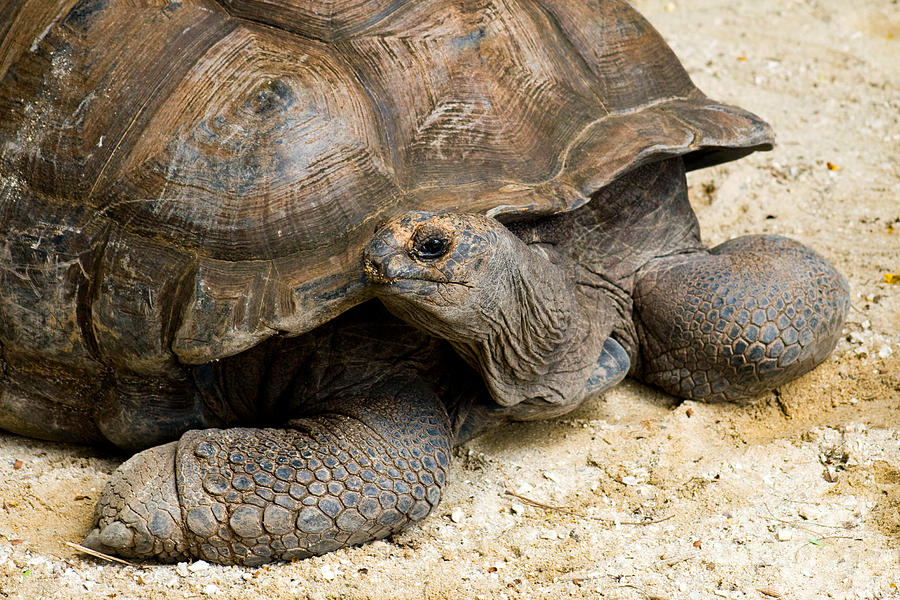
65,541,137,567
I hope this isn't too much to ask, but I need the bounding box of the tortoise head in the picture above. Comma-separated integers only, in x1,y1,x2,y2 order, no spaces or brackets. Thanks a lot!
363,212,521,341
363,211,623,411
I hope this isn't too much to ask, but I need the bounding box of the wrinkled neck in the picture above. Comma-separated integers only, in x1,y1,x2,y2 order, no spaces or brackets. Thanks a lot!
448,243,606,409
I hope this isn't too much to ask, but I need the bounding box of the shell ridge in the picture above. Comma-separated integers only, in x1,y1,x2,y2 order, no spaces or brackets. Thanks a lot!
403,95,727,197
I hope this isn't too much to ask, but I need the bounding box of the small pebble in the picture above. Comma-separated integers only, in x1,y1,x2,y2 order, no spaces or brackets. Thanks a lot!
320,564,338,581
175,562,189,577
798,505,823,520
848,332,866,344
202,584,220,596
188,560,210,573
450,507,465,524
776,528,793,541
510,503,525,516
878,345,893,358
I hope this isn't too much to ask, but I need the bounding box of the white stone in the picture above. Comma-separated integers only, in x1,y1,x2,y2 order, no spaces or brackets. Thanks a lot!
187,560,210,573
450,507,465,523
320,564,339,581
175,562,190,577
776,528,793,541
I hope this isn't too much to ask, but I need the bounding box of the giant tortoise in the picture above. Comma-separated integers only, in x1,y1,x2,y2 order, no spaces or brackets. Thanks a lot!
0,0,849,565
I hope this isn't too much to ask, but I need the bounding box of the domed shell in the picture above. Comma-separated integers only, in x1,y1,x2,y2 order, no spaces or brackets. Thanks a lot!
0,0,771,373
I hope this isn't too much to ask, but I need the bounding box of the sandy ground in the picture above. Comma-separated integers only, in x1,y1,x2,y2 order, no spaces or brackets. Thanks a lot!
1,1,898,598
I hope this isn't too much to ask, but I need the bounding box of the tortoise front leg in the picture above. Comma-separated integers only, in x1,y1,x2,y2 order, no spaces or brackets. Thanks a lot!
631,235,849,402
83,378,451,565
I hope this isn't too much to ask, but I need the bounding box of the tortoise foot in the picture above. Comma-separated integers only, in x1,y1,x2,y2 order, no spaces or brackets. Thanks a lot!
85,382,451,565
632,235,849,402
83,441,189,562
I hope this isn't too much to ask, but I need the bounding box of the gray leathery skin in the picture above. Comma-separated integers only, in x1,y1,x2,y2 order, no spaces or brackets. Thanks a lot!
364,212,627,419
513,158,849,402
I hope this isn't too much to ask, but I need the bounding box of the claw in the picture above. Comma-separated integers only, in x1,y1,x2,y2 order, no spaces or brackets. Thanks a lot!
83,441,189,562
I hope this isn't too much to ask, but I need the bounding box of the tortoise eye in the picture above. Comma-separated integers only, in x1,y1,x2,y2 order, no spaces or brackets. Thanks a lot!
410,225,452,261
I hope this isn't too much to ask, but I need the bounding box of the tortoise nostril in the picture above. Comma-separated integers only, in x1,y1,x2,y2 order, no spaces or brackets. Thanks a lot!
380,254,409,280
364,253,408,283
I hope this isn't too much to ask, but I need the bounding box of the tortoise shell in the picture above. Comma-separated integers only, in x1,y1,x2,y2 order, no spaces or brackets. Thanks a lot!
0,0,772,376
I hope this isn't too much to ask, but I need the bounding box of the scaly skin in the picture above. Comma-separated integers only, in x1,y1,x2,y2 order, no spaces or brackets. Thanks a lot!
85,381,451,566
632,234,849,401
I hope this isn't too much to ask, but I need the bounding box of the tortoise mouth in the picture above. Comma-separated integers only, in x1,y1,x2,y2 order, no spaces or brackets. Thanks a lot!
363,254,471,290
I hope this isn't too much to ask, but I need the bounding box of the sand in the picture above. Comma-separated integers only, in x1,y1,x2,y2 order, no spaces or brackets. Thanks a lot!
1,0,898,598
